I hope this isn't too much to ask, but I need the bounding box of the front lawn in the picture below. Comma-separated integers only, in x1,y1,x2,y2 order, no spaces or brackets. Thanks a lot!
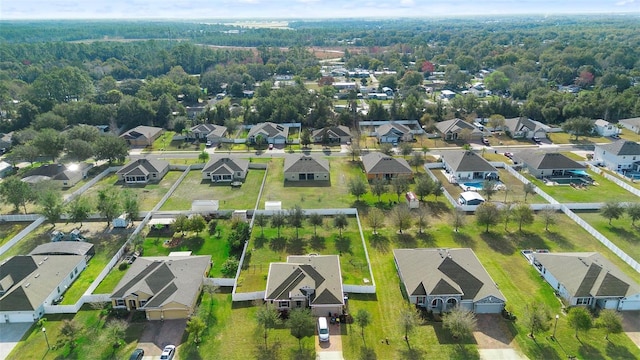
548,132,611,145
527,170,634,203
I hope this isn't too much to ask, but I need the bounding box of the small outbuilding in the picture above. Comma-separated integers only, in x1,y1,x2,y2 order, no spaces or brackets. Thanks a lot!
458,191,485,206
191,200,219,214
265,201,282,211
113,214,130,228
406,192,419,209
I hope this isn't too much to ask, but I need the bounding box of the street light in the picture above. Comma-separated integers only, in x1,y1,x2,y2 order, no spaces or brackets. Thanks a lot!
42,327,50,349
553,314,560,340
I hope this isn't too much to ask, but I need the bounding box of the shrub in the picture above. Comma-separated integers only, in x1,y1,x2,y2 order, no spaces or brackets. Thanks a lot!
118,262,129,271
221,258,240,277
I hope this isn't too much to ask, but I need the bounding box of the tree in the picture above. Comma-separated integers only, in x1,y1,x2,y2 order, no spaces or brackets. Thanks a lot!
484,71,510,92
379,143,393,156
392,204,412,234
409,152,424,172
391,177,409,202
208,219,219,237
562,116,595,141
371,178,387,203
198,150,209,163
186,316,206,344
476,202,500,233
399,143,413,159
452,208,466,232
59,319,81,349
255,303,281,349
522,303,552,339
567,307,592,340
32,128,66,162
432,180,443,200
287,205,305,239
254,213,268,236
367,208,385,235
38,190,64,227
415,206,429,234
482,180,497,201
513,203,534,232
67,196,92,228
598,309,623,341
96,188,122,227
221,258,239,277
488,114,506,131
443,307,477,341
601,202,624,225
122,190,140,226
0,176,35,214
307,213,323,237
105,319,127,348
94,135,128,164
334,212,348,237
172,214,189,236
7,144,40,166
626,203,640,226
65,139,95,162
501,204,512,232
414,176,433,201
300,129,312,148
348,177,368,201
523,183,536,202
287,308,315,350
540,207,558,232
189,214,207,235
398,306,419,349
270,211,286,238
354,309,372,346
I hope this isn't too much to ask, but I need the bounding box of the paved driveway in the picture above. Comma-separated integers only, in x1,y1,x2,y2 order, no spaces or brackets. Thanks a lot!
316,322,344,360
0,322,32,359
621,311,640,348
137,319,186,359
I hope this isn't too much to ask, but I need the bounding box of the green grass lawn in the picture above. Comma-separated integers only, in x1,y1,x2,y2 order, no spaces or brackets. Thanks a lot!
81,171,182,211
620,128,640,142
161,167,265,211
527,170,634,203
149,131,203,152
237,216,369,292
0,222,27,247
7,306,145,360
92,264,128,294
576,211,640,263
548,132,611,145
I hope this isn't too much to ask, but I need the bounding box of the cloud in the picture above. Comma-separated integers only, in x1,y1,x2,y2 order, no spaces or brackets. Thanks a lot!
615,0,635,5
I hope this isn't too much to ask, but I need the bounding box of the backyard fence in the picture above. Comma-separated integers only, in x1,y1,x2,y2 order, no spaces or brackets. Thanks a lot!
343,285,376,294
588,164,640,197
232,291,265,302
0,217,44,256
205,278,235,287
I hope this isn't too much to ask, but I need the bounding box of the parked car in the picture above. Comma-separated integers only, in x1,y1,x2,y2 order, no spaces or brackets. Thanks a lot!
268,143,274,150
482,138,490,145
205,140,213,147
533,136,541,144
160,345,176,360
504,152,513,159
129,349,144,360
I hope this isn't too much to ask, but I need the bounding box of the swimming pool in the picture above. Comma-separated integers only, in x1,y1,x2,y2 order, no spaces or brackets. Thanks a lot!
460,181,505,191
552,178,591,185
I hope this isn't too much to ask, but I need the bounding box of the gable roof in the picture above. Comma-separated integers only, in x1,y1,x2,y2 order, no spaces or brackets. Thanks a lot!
596,140,640,156
393,248,505,302
0,255,85,311
435,118,480,135
190,123,227,138
533,252,640,298
248,122,289,139
116,158,169,177
619,117,640,128
110,255,211,309
504,117,550,134
441,150,497,173
376,122,410,136
120,126,163,141
22,163,89,183
29,241,94,257
312,126,351,139
594,119,612,128
361,152,412,175
265,255,343,306
515,152,586,170
284,155,329,173
202,156,249,175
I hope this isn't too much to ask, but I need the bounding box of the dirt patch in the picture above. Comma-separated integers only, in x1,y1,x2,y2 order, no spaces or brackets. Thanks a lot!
473,314,517,349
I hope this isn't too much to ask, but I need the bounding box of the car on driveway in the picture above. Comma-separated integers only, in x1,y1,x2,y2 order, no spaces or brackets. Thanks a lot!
160,345,176,360
482,137,490,146
503,152,513,159
129,349,144,360
533,136,542,144
268,143,274,150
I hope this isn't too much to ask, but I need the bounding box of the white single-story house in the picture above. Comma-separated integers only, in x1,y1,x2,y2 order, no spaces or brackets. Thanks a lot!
594,140,640,172
247,122,289,145
361,152,413,181
312,126,352,144
435,118,483,141
458,191,485,205
619,117,640,134
283,155,330,182
504,117,550,139
514,152,587,178
441,150,498,181
116,158,170,184
201,156,249,183
376,122,413,144
592,119,620,137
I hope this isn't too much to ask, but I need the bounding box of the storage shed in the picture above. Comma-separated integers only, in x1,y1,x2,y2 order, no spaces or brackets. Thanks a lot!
458,191,485,206
191,200,219,214
406,192,419,209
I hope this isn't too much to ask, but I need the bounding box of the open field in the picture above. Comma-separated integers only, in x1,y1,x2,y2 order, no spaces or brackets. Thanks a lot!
526,170,634,203
237,216,369,292
0,222,28,247
548,132,611,145
576,210,640,263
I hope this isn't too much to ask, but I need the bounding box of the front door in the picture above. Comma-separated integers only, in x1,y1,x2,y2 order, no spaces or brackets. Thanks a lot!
129,299,137,310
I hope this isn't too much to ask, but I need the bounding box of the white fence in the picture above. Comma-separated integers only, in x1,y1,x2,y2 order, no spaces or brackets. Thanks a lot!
503,165,559,205
343,285,376,294
588,164,640,197
65,166,118,203
0,216,44,256
0,214,41,222
232,291,265,302
205,278,235,287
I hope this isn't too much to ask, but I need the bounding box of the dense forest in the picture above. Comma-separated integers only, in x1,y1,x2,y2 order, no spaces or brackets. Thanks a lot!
1,17,639,146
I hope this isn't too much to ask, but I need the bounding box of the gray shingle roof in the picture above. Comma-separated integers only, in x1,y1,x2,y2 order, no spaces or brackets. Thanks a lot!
504,117,549,134
515,152,586,170
284,155,329,173
441,150,497,172
202,156,249,175
596,140,640,156
116,158,169,177
533,252,640,298
619,117,640,128
248,122,289,138
311,126,351,139
435,118,480,135
191,123,227,138
120,126,163,140
393,248,505,302
29,241,94,257
376,122,410,137
361,152,412,175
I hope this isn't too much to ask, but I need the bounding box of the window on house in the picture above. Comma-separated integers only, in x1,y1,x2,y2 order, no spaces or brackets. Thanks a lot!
576,298,592,305
278,301,290,308
115,299,125,306
70,273,73,279
296,301,302,307
75,268,78,274
139,300,147,307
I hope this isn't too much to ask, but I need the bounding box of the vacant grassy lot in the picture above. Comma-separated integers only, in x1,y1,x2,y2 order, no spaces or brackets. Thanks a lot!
620,128,640,142
576,211,640,263
548,132,611,145
0,222,27,247
162,167,265,211
526,170,634,203
8,306,145,360
81,171,182,211
237,216,370,292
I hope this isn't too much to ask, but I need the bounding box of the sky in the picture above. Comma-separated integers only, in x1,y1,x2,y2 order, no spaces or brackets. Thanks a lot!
2,0,639,20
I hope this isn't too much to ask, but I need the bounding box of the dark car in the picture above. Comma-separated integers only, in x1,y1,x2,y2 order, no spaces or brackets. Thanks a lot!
482,138,490,145
129,349,144,360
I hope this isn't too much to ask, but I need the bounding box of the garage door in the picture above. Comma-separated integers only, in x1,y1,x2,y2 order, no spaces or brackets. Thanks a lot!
6,312,35,323
474,303,503,314
620,299,640,311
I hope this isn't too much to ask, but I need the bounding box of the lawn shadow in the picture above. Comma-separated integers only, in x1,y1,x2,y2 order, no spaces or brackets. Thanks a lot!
288,346,315,360
416,231,436,246
283,180,331,188
432,321,478,345
449,344,480,360
254,234,267,248
479,232,515,255
608,225,640,243
231,300,255,309
369,233,390,253
358,346,377,360
269,236,287,252
286,236,306,255
398,347,426,360
452,231,474,247
395,233,417,248
309,235,326,251
351,200,370,214
426,201,451,218
544,231,573,249
182,236,204,252
335,235,352,254
578,342,605,360
253,341,282,360
510,231,548,250
606,341,635,359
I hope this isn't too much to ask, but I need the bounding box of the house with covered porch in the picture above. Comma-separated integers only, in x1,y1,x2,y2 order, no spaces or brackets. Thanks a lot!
116,158,170,184
514,152,587,179
440,150,498,181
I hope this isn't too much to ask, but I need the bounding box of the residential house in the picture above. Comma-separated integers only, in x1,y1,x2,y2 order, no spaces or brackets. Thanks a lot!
189,123,228,143
333,82,357,90
0,255,88,323
29,241,95,260
312,126,352,144
592,119,620,137
361,152,413,181
514,152,586,178
284,155,330,182
504,117,550,140
376,122,413,144
247,122,289,145
594,140,640,172
264,255,344,316
0,161,13,178
435,118,483,141
110,255,212,320
21,163,91,188
530,252,640,311
393,248,506,314
116,158,170,184
441,150,498,181
201,156,249,183
120,126,164,147
0,132,13,150
619,117,640,134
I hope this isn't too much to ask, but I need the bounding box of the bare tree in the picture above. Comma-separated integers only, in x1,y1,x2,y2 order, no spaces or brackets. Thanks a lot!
540,207,558,231
392,204,412,234
367,208,385,235
415,206,430,234
452,208,466,232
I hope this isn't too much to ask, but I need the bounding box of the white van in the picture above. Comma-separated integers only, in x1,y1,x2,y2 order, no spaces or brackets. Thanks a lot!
317,317,330,342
